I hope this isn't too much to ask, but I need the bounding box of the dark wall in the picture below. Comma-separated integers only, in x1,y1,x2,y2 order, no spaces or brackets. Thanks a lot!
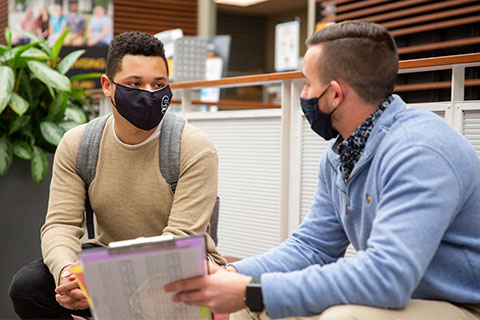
217,12,267,74
0,156,53,319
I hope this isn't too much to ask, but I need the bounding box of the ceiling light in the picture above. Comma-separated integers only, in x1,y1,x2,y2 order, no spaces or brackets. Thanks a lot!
214,0,270,7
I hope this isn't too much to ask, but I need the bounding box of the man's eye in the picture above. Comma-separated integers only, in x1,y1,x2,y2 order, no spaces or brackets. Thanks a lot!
154,83,166,89
128,82,140,87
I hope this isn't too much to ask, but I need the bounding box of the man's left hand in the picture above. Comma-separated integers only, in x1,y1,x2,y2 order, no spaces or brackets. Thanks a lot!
164,262,252,314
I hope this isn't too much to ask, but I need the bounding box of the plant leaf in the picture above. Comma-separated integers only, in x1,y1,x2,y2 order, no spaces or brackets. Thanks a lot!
20,127,35,145
0,45,8,55
9,92,30,116
58,120,79,132
20,47,49,61
40,121,65,146
70,73,103,81
4,28,12,48
14,41,44,61
0,66,15,114
0,135,13,176
9,114,31,135
12,139,32,160
51,27,71,68
58,49,85,75
48,91,68,121
17,30,50,53
65,105,88,124
31,146,48,184
27,61,71,92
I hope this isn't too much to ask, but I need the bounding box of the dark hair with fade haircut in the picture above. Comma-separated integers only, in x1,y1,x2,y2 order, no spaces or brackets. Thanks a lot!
106,31,169,80
306,20,398,106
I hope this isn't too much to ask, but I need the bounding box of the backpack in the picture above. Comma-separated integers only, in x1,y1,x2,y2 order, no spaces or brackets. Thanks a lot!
75,112,219,245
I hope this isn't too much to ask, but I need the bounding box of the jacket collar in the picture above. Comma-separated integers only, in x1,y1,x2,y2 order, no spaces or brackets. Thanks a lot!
326,95,406,178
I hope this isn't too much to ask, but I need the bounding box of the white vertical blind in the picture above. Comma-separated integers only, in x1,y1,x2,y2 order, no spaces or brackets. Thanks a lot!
189,114,283,258
299,116,330,222
463,110,480,158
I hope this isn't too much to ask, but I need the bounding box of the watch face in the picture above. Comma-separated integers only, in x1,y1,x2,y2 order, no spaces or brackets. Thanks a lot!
246,277,264,312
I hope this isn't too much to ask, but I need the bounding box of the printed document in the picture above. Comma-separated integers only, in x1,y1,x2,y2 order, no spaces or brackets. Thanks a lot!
79,234,210,320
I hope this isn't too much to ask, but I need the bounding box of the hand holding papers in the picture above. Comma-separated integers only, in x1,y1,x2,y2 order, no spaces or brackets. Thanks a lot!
79,234,211,320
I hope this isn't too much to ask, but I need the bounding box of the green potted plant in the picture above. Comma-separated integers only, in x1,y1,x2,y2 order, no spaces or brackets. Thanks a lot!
0,27,101,183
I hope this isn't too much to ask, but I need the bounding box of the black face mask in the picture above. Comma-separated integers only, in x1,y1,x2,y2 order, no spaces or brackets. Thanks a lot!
110,80,173,131
300,84,339,140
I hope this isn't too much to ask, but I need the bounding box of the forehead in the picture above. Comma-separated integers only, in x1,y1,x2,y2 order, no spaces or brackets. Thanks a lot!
117,54,168,78
303,45,323,80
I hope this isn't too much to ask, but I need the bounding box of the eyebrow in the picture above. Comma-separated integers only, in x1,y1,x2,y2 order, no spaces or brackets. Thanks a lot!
122,75,168,81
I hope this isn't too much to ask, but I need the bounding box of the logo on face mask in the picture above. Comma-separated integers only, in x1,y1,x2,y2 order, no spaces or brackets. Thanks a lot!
161,95,170,114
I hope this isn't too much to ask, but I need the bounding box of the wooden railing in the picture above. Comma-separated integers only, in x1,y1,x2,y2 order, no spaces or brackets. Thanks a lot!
89,53,480,113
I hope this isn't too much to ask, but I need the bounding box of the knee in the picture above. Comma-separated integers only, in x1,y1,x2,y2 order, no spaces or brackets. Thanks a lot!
319,305,364,320
9,259,54,299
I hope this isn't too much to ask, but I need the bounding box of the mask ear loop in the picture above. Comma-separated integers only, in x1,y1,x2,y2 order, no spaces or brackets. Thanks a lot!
109,78,118,108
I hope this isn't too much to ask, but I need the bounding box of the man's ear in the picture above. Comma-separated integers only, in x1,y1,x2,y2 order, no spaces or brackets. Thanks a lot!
329,80,344,108
101,75,113,98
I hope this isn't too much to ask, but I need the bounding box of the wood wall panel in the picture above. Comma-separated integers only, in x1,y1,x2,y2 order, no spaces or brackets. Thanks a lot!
0,0,7,45
316,0,480,102
113,0,197,36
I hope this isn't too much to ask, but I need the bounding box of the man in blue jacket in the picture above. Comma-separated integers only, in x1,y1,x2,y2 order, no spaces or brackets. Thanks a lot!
165,21,480,319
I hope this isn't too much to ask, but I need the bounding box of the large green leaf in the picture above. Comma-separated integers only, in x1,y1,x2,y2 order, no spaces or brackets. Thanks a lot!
31,146,48,184
58,120,80,132
12,139,32,160
58,49,85,75
0,66,14,114
70,73,103,81
17,30,50,53
51,27,71,68
0,135,13,176
48,91,68,121
9,114,31,135
40,121,64,146
14,41,44,61
9,92,30,116
0,46,20,63
27,61,71,92
65,105,88,124
20,47,49,61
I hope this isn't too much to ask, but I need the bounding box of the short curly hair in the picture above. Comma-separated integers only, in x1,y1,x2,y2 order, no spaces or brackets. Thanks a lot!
106,31,168,80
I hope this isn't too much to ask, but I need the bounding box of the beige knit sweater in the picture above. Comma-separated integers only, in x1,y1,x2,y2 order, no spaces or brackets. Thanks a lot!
41,115,226,284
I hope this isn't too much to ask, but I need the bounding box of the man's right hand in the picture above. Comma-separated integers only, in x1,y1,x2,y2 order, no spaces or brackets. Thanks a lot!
55,263,89,310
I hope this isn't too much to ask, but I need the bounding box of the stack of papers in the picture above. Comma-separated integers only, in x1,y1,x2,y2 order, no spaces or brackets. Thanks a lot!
77,234,211,320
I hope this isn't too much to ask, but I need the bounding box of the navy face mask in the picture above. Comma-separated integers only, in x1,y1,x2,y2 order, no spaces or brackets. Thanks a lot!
300,84,339,140
110,80,173,131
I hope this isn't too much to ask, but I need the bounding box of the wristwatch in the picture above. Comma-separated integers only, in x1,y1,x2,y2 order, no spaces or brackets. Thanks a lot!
245,276,264,312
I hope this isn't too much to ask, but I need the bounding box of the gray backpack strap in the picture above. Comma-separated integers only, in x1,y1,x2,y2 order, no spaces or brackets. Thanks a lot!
159,113,219,245
76,113,111,239
159,112,185,193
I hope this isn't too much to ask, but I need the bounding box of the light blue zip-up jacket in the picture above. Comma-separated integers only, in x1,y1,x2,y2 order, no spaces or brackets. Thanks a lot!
232,95,480,319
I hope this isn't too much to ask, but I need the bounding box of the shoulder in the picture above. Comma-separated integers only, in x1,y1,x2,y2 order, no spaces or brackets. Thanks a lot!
181,122,215,152
57,123,86,158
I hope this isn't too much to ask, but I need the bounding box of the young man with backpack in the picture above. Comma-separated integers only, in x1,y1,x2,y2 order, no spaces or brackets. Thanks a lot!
9,31,225,319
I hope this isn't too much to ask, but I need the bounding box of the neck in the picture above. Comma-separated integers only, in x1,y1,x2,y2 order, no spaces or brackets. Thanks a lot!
112,113,157,145
334,96,378,139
